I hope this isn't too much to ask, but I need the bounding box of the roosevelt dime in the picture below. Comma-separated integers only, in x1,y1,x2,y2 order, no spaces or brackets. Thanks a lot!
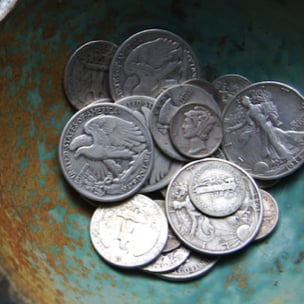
255,189,279,241
222,81,304,180
109,29,201,100
212,74,251,111
58,103,154,203
64,40,117,109
149,83,220,161
166,159,263,255
116,95,183,193
90,194,168,268
156,253,218,281
170,103,223,159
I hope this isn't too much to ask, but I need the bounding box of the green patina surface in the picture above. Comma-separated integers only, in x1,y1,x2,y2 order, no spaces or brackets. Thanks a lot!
1,0,304,303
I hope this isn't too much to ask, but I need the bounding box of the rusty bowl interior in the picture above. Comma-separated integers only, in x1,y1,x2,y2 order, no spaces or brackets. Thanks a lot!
1,0,304,303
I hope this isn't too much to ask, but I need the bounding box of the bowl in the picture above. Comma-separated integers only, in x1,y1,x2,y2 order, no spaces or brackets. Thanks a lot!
1,0,304,303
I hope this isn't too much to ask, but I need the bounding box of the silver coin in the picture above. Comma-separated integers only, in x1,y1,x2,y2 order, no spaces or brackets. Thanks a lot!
222,81,304,180
109,28,202,100
149,83,220,161
90,194,168,268
212,74,251,111
116,95,184,192
154,200,181,253
255,189,279,240
188,158,247,217
58,103,154,202
141,246,190,274
64,40,118,109
170,103,223,159
166,158,263,255
156,253,218,281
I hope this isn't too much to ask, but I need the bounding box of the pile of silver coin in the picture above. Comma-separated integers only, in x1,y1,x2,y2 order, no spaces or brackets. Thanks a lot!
59,28,304,281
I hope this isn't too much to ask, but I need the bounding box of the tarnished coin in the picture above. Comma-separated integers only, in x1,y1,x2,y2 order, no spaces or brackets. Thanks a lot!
90,194,168,268
116,95,183,193
64,40,118,109
58,103,154,203
222,81,304,180
149,84,220,161
154,200,181,253
109,28,202,100
166,159,263,255
141,246,190,274
188,158,247,217
212,74,251,111
170,103,223,159
156,253,218,281
255,189,279,240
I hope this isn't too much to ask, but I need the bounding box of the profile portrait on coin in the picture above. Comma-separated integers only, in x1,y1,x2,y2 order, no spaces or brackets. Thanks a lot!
123,38,185,96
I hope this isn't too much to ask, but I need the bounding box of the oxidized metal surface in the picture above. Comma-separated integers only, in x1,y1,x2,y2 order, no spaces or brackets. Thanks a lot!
1,0,304,304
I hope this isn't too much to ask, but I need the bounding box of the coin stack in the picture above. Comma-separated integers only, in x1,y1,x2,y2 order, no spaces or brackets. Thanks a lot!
59,28,303,281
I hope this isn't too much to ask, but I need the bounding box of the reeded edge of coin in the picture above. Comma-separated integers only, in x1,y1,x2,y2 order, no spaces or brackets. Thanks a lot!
155,253,219,282
166,158,263,255
254,189,280,241
58,102,154,203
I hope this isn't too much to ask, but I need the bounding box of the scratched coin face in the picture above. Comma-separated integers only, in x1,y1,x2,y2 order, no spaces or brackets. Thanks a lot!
90,194,168,268
188,158,247,217
58,103,154,203
64,40,117,109
166,159,263,255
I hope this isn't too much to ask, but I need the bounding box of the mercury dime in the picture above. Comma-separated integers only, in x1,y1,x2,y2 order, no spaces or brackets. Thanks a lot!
149,84,220,161
188,158,247,217
166,159,263,255
141,246,190,274
222,81,304,180
212,74,251,111
109,29,202,100
170,103,223,159
64,40,118,109
156,253,218,281
58,103,154,203
116,95,183,192
255,189,279,240
90,194,168,268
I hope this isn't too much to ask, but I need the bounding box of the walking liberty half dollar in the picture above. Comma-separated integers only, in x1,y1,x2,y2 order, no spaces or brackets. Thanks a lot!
90,194,168,268
58,103,154,202
222,81,304,180
166,158,263,255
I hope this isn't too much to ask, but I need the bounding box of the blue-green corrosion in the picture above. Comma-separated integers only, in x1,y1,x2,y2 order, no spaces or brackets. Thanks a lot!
1,0,304,303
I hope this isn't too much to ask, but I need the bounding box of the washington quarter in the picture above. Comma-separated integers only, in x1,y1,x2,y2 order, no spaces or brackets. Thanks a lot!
64,40,117,109
90,194,168,268
255,189,279,240
170,103,223,159
109,29,202,100
58,103,154,202
222,81,304,180
166,159,263,255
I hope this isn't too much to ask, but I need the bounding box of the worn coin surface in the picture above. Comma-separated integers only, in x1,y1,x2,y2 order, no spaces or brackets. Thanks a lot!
90,194,168,268
58,103,154,202
64,40,117,109
156,253,219,281
212,73,251,111
109,28,202,100
222,81,304,180
141,246,190,274
116,95,183,193
170,103,223,159
255,189,279,240
188,158,247,217
166,159,263,255
149,83,220,161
